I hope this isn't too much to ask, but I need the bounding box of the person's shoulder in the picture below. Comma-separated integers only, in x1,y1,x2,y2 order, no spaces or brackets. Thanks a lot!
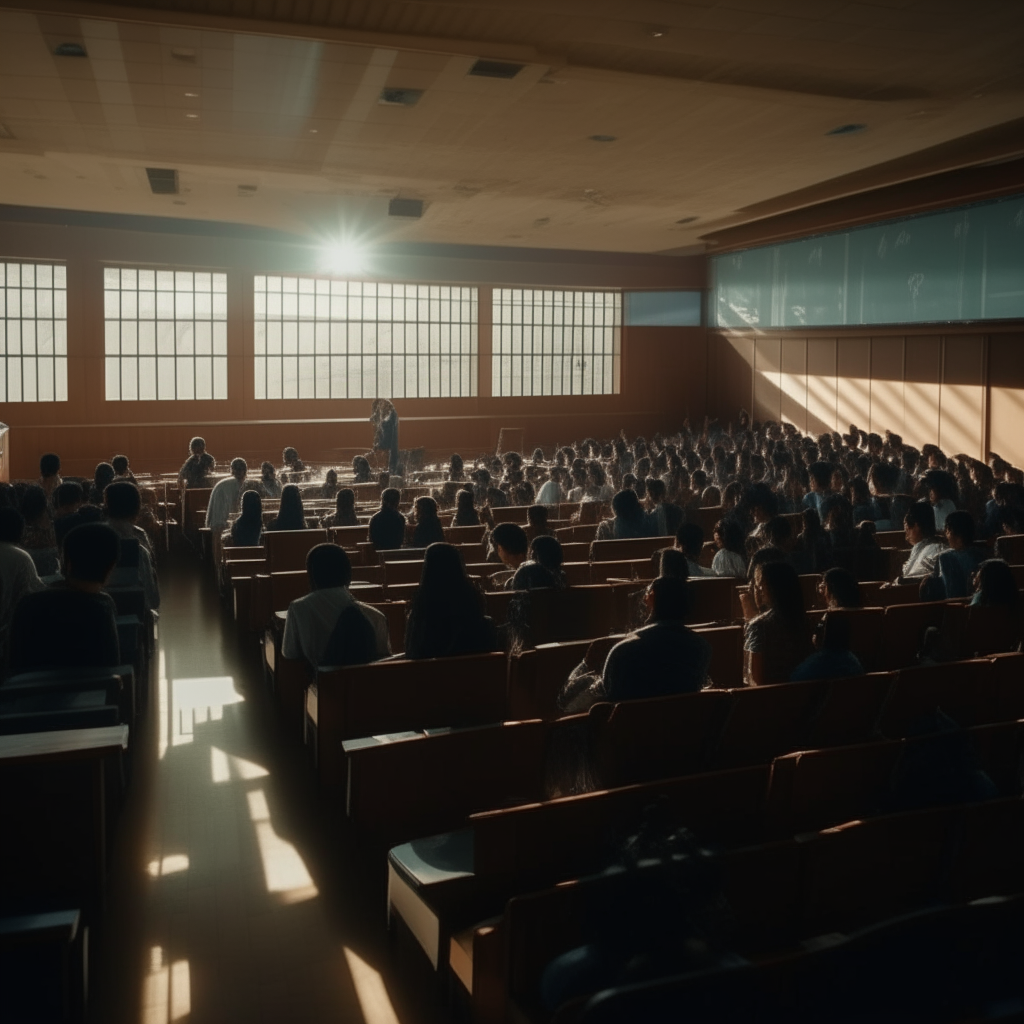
355,600,388,625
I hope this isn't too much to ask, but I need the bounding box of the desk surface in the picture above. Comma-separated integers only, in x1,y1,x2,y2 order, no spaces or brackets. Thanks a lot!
0,725,129,762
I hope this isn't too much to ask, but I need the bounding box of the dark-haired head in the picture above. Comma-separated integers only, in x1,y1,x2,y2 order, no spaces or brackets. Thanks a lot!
112,454,129,475
492,522,528,558
904,501,936,540
306,543,352,590
276,484,305,529
657,547,688,581
676,522,705,558
239,488,263,522
381,488,401,509
821,567,862,609
63,523,120,584
974,559,1019,608
415,495,439,521
714,518,746,555
54,481,84,512
754,560,806,631
646,576,690,622
530,535,563,573
104,480,142,521
0,507,25,544
611,488,644,523
336,488,355,514
20,484,49,524
189,436,206,455
527,504,547,528
94,462,115,495
40,452,61,478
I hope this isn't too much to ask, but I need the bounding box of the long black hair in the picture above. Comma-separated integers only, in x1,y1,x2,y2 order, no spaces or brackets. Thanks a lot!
270,484,306,531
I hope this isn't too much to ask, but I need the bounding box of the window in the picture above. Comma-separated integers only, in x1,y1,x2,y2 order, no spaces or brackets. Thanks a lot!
492,289,621,397
104,268,227,400
624,290,702,326
253,277,477,399
0,262,67,402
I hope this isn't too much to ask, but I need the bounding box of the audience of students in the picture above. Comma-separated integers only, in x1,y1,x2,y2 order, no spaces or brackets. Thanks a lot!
322,488,359,528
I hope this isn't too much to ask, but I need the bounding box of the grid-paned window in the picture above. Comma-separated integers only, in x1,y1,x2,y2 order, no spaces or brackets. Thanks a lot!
253,277,477,399
492,289,621,397
0,262,67,402
104,268,228,400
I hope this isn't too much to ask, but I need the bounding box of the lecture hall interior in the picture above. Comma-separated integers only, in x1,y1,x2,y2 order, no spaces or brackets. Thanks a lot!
1,1,1024,1022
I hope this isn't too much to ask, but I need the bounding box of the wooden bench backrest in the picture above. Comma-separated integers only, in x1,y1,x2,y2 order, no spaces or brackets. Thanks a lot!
994,533,1024,564
264,528,328,573
445,524,486,544
879,658,999,737
589,536,675,563
345,720,548,839
330,525,370,547
490,505,531,524
879,600,950,669
470,764,771,880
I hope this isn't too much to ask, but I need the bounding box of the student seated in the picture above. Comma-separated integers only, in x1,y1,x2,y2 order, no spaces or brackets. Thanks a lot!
791,613,865,682
675,522,712,578
535,466,566,505
89,462,116,506
595,489,651,541
38,452,62,499
322,488,358,528
403,542,498,660
601,576,712,701
743,561,813,686
317,469,340,499
259,461,282,499
266,483,307,532
0,508,46,666
644,478,684,537
281,544,390,666
280,446,307,483
205,458,249,532
897,502,947,583
525,504,554,542
451,488,480,527
228,489,264,547
369,488,406,550
510,535,567,590
490,522,529,589
9,523,121,675
19,484,58,576
104,481,160,611
111,453,137,484
351,455,372,484
935,510,982,599
52,481,84,536
410,496,445,548
970,558,1020,609
178,436,211,490
711,518,747,578
818,566,863,609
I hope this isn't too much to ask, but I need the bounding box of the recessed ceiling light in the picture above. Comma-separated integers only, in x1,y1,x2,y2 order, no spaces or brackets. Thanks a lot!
309,128,318,134
589,134,617,142
648,26,667,37
826,123,867,136
184,91,199,98
185,113,200,119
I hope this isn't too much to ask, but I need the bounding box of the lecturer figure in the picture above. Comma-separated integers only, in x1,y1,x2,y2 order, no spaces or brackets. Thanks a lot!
370,399,400,474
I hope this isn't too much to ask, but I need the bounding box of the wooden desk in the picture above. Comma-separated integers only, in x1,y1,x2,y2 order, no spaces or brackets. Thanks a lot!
0,726,129,918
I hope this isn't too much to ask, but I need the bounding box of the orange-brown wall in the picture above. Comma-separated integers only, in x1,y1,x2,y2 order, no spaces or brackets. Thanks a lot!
707,326,1024,465
0,213,705,478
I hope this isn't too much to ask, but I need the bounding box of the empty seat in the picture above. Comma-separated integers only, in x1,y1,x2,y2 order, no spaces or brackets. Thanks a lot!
879,658,1000,736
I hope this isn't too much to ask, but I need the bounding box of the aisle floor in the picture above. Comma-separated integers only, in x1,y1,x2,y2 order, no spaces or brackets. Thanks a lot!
90,557,439,1024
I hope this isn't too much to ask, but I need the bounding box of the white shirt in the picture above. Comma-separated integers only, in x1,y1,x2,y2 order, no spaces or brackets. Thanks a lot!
931,499,956,531
205,475,245,530
535,480,562,505
901,536,947,579
712,548,747,579
281,586,391,666
0,541,46,653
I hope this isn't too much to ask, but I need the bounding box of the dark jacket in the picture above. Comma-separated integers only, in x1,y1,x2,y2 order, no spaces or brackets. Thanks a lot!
369,505,407,550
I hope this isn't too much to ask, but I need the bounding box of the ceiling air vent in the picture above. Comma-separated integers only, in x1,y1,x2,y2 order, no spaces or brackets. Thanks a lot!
468,59,524,79
54,42,87,57
389,198,424,219
146,167,179,195
379,87,423,107
237,184,257,198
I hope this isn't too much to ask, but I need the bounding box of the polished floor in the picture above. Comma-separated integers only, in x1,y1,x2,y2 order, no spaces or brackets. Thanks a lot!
90,556,440,1024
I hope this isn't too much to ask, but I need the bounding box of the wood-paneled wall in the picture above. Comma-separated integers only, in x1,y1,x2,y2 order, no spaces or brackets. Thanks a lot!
707,326,1024,465
0,214,705,478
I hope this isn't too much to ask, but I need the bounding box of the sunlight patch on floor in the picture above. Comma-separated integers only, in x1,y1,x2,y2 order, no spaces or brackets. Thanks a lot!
247,789,319,904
